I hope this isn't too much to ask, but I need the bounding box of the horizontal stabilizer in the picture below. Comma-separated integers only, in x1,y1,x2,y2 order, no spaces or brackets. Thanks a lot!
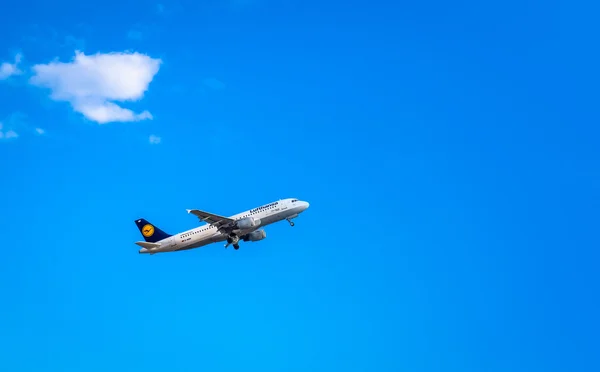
135,241,161,249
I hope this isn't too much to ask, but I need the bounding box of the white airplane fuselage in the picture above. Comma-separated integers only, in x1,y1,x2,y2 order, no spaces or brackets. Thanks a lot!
136,198,309,254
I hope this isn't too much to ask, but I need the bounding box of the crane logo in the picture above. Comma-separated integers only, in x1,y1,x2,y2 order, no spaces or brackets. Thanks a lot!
142,224,155,237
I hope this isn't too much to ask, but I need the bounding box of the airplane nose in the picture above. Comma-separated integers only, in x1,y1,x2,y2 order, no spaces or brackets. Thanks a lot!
304,201,310,210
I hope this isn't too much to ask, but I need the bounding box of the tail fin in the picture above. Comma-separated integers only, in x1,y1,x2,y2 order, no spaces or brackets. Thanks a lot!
134,218,172,243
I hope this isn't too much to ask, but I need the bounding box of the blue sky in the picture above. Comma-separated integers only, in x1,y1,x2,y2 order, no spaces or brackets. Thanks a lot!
1,1,599,371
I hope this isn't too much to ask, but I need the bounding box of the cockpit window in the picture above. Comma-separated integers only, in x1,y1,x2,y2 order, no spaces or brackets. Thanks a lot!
292,199,298,202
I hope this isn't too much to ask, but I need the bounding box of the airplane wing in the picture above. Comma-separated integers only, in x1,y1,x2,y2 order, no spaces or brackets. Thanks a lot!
187,209,236,232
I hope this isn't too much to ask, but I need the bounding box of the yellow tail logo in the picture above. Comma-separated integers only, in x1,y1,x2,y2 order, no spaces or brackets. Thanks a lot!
142,224,155,237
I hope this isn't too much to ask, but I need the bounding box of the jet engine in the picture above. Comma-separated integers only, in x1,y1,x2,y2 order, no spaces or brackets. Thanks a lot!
242,230,267,242
237,216,261,229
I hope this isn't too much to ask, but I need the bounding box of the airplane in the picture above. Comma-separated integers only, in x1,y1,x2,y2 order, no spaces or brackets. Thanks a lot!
133,198,310,254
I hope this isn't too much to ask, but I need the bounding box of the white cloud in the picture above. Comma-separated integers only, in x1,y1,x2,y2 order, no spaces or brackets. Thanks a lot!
5,130,18,139
79,101,153,123
149,134,161,144
29,51,161,124
0,113,43,141
0,123,19,140
0,53,23,80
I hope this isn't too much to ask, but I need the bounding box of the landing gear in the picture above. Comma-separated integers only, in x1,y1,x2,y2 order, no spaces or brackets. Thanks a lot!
286,218,295,227
225,234,240,249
